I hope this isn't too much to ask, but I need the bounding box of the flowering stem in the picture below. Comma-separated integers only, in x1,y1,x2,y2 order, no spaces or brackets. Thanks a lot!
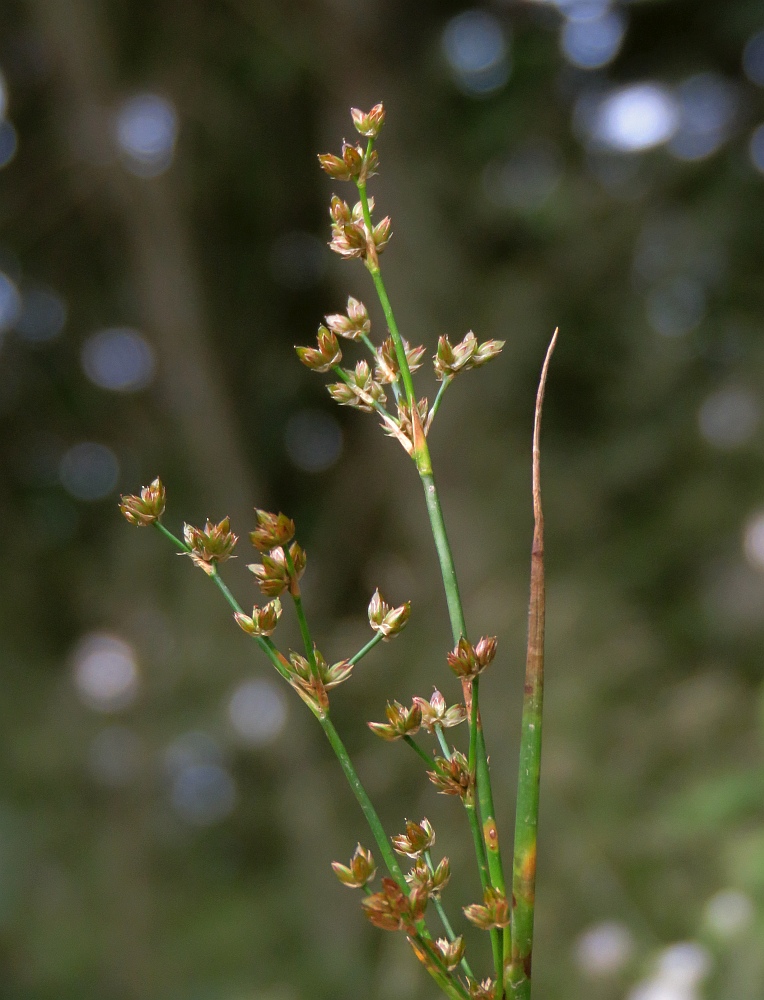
427,377,452,430
403,735,437,768
434,724,452,760
424,849,475,980
349,631,385,665
283,546,319,680
508,331,557,999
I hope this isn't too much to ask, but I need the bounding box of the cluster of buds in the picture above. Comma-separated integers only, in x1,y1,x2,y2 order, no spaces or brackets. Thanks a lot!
412,690,467,732
374,336,425,385
286,647,353,712
386,397,430,446
368,700,422,741
468,978,498,1000
446,636,498,680
119,477,166,526
249,509,295,552
234,598,282,637
392,818,435,858
332,844,377,888
463,887,510,930
183,517,237,575
351,102,386,138
248,542,306,597
328,360,387,413
318,141,379,185
324,295,371,342
433,332,505,382
327,196,391,262
295,326,341,373
427,750,472,799
368,589,411,639
362,876,427,932
434,936,466,973
406,856,450,899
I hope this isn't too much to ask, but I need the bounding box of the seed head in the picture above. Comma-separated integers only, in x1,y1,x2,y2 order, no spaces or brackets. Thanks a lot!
234,597,282,637
372,216,392,254
368,700,422,741
374,337,425,384
248,542,306,597
464,887,510,930
412,689,467,732
392,818,435,858
324,296,371,342
435,935,465,972
295,326,342,372
427,750,472,799
332,844,377,888
351,103,385,138
249,509,296,552
328,360,387,413
434,332,505,381
368,588,411,639
329,220,367,259
119,477,166,526
317,152,352,181
468,979,498,1000
183,517,237,574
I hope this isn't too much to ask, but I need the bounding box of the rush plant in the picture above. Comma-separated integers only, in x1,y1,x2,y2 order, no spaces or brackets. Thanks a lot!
120,104,557,1000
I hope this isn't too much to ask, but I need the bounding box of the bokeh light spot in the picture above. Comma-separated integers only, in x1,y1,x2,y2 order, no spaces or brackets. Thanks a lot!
749,122,764,174
698,387,759,449
0,272,21,334
73,633,140,713
59,442,119,500
284,409,343,473
228,677,288,746
15,286,66,344
561,11,626,70
115,93,178,177
743,30,764,86
442,10,510,96
591,83,679,153
704,889,754,936
0,120,17,170
574,921,634,977
743,512,764,571
645,277,706,337
171,763,236,826
81,327,156,392
667,73,738,162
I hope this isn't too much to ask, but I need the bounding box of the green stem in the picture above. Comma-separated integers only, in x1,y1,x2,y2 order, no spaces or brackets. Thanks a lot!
428,377,452,429
508,331,557,999
424,849,475,980
403,735,437,768
434,723,452,760
349,630,385,665
283,547,317,677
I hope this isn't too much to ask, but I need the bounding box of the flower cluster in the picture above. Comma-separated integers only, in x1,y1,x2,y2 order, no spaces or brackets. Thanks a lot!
426,750,472,799
391,818,435,858
434,332,504,381
332,844,377,888
324,296,371,342
184,517,238,574
463,886,510,930
286,647,353,713
368,700,422,741
295,326,342,373
119,476,165,526
248,541,306,597
234,598,282,637
446,636,498,680
327,360,387,413
362,876,428,932
368,588,411,638
412,690,467,732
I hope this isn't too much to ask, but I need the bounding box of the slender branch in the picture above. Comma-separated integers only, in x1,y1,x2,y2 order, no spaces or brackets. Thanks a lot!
403,735,437,768
434,724,452,760
427,376,452,432
349,630,385,665
283,546,318,678
424,850,475,980
508,329,558,999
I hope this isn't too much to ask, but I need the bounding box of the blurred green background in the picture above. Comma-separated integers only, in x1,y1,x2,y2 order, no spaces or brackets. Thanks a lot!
1,0,764,997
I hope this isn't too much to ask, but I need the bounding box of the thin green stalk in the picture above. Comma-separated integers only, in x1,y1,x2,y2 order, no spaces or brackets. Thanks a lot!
349,630,385,665
424,850,475,980
403,735,437,768
283,546,317,674
427,376,452,429
330,364,394,422
508,331,557,999
434,723,452,760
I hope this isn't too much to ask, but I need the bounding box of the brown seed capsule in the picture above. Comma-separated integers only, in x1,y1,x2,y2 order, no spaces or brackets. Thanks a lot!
392,818,435,858
463,886,510,930
332,843,377,888
426,750,472,799
183,517,237,573
249,510,296,552
435,935,465,972
368,700,422,741
119,477,166,526
234,597,282,637
317,152,352,180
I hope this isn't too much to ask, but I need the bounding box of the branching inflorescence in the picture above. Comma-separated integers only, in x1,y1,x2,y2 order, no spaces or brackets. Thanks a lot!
119,104,556,1000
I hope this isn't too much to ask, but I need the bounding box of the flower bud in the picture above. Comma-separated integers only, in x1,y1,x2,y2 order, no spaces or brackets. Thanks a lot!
234,598,282,636
248,541,306,597
317,152,352,180
474,635,498,670
392,818,435,858
332,844,377,888
249,510,295,552
327,361,387,413
295,326,342,372
426,750,472,799
183,517,237,573
435,935,465,972
119,477,166,526
468,978,498,1000
372,216,392,253
341,142,364,177
463,887,509,930
368,588,411,639
413,690,467,732
368,700,421,741
324,296,371,342
329,221,367,259
351,103,386,138
329,195,351,223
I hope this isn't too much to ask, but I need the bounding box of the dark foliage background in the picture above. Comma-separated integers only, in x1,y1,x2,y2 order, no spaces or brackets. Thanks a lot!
1,1,763,998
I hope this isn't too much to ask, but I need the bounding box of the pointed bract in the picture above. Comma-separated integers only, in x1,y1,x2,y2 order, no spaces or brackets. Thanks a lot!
119,477,166,526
